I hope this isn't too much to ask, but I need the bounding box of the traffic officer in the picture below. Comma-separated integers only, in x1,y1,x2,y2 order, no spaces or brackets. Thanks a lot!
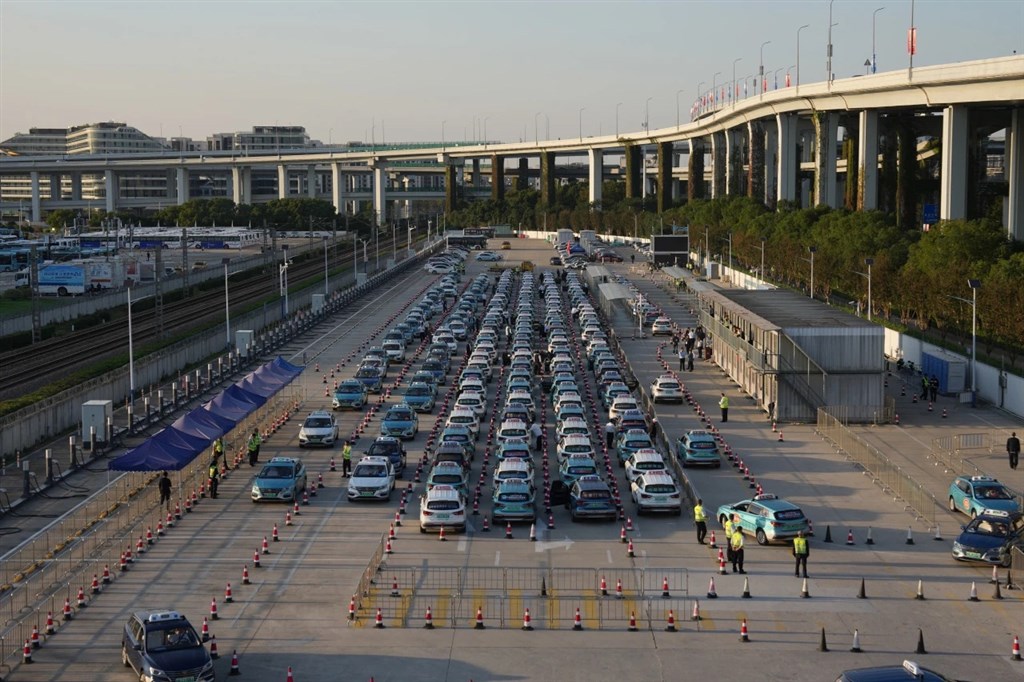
342,441,353,477
212,437,224,466
730,523,746,574
208,459,220,499
693,498,708,544
719,392,729,423
723,515,735,563
247,429,262,467
792,530,809,578
604,420,616,450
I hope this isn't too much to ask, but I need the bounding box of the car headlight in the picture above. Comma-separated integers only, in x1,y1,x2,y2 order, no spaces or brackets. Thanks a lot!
201,660,214,672
952,541,962,552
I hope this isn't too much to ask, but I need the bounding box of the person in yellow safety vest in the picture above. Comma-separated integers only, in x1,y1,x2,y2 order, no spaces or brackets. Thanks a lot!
208,459,220,499
730,525,745,573
719,392,729,423
693,498,708,544
342,441,353,477
723,515,735,563
247,430,262,467
212,437,224,465
792,530,810,578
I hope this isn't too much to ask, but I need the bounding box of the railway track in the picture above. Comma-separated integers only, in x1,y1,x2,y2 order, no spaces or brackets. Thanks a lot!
0,238,401,400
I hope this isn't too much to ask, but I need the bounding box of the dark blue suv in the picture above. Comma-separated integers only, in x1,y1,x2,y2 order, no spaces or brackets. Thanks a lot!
122,610,214,682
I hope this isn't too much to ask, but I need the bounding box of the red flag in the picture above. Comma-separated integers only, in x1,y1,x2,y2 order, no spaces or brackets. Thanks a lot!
762,77,767,93
907,28,917,55
785,72,791,87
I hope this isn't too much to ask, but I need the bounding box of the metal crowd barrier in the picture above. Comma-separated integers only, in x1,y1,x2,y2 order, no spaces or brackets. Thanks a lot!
816,407,939,529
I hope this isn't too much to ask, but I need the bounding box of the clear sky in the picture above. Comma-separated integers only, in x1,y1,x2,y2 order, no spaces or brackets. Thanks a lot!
1,0,1021,144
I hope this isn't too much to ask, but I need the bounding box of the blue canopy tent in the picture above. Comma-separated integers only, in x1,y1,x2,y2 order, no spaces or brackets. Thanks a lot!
108,425,212,472
171,407,237,442
204,384,267,422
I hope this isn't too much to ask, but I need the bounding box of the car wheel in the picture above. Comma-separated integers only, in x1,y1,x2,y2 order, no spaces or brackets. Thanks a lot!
755,528,768,545
1002,553,1013,568
122,644,131,667
948,496,956,512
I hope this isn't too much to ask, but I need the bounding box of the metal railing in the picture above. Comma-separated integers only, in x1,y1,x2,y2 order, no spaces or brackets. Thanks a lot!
816,407,940,529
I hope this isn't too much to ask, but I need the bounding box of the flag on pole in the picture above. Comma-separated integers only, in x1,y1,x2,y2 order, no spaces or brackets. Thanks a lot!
907,28,917,55
785,72,791,87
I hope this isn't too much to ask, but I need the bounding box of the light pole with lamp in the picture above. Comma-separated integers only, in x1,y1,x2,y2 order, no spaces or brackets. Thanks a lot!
697,81,706,112
279,245,290,317
222,257,231,346
675,89,685,127
804,245,817,299
951,280,982,406
615,102,622,137
322,236,329,295
483,116,490,143
773,67,784,90
759,41,771,96
872,7,885,73
127,285,151,404
731,57,742,102
796,24,810,90
712,71,722,109
759,237,766,279
827,0,836,83
854,257,874,320
534,112,541,144
579,107,585,142
644,97,653,133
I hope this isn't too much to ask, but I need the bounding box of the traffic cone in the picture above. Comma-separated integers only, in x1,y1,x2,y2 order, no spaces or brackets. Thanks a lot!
718,553,727,575
287,667,295,681
800,578,811,598
385,538,393,554
201,617,210,642
91,574,100,594
991,565,1000,584
44,611,55,635
933,524,943,541
1012,635,1021,661
626,516,634,532
818,627,829,652
424,605,434,629
146,527,154,545
906,526,915,545
505,522,513,539
23,639,32,664
481,517,490,532
993,580,1003,600
529,523,537,542
293,501,300,515
273,524,280,541
209,635,218,659
771,421,777,432
76,586,87,608
824,526,833,543
664,610,677,632
348,595,357,620
210,597,219,620
262,536,270,554
330,457,336,472
741,577,751,598
707,577,718,599
102,565,111,584
846,529,855,545
547,513,555,530
865,527,874,545
661,576,671,598
224,582,233,603
942,408,947,418
521,607,533,631
253,550,261,568
928,401,933,412
627,538,635,558
474,607,485,629
857,578,867,599
242,565,250,585
62,598,72,621
777,431,784,442
600,576,608,596
691,600,701,621
915,579,925,600
391,576,400,597
739,618,750,642
30,625,40,649
915,628,927,654
119,552,128,572
374,607,385,628
438,526,447,541
968,581,979,601
851,628,863,652
229,650,241,675
628,611,638,632
395,510,402,527
708,530,717,548
807,520,814,536
620,525,627,543
573,607,583,631
285,511,293,526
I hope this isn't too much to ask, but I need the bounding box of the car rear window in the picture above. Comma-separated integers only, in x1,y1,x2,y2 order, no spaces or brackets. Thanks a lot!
636,461,663,470
427,500,460,511
433,474,463,484
774,510,805,521
566,444,591,453
645,484,676,494
498,492,530,502
581,489,611,500
568,465,597,475
689,441,716,449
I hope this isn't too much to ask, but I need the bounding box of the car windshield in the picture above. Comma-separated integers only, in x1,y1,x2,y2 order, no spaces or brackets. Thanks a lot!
356,368,378,378
147,625,200,652
388,410,413,421
970,519,1009,536
259,465,293,479
976,485,1012,500
353,464,388,477
305,418,333,428
367,443,397,456
407,386,430,396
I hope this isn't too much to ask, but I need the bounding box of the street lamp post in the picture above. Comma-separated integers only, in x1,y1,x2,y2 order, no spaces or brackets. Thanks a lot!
644,97,653,134
222,257,231,346
712,72,722,109
535,112,541,144
759,40,771,97
675,89,685,127
872,7,885,73
773,67,784,90
968,279,981,406
322,236,329,295
797,24,810,89
759,237,766,279
279,245,290,317
806,246,817,299
697,81,706,113
579,107,585,142
855,258,874,320
732,58,742,102
827,0,836,83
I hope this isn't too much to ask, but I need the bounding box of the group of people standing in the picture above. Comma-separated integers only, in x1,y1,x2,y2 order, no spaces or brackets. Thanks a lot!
673,327,706,372
692,498,809,577
158,429,264,509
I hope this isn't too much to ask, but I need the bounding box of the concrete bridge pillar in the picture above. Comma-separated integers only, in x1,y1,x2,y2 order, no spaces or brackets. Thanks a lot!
331,162,345,216
49,173,61,201
776,113,798,206
491,155,505,201
104,170,117,213
444,165,457,215
656,142,673,212
373,164,387,226
688,138,706,201
231,166,251,205
857,110,879,211
625,144,642,199
540,151,556,208
747,121,765,203
30,171,41,223
307,166,317,198
587,148,603,208
471,159,481,187
516,157,528,191
764,122,778,208
71,172,82,201
176,167,189,205
1008,107,1024,242
277,165,288,199
710,132,726,198
814,111,839,208
940,104,969,221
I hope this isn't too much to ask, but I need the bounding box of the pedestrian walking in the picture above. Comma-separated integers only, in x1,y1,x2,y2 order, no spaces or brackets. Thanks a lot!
767,401,776,422
730,523,746,573
649,417,659,441
671,336,679,353
247,430,262,467
678,348,685,371
604,420,616,450
342,441,353,477
212,437,224,467
696,337,704,359
719,393,729,423
686,350,694,372
792,530,809,577
1007,431,1021,470
208,459,220,499
158,471,172,511
693,498,708,544
920,375,929,400
530,422,543,451
929,375,939,403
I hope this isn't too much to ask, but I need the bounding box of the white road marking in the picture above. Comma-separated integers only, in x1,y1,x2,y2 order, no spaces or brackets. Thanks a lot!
494,550,501,566
606,549,613,564
457,536,468,552
535,537,574,552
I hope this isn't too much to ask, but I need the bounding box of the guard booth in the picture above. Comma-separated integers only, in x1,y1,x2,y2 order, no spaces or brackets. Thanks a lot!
692,287,885,423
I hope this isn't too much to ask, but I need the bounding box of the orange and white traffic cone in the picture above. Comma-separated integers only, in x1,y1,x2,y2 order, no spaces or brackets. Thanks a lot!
391,576,400,597
600,576,608,596
242,565,250,584
44,611,55,635
708,530,717,548
626,516,634,532
62,598,73,621
272,524,280,542
253,550,261,569
474,607,485,630
423,605,434,629
846,529,855,545
665,609,677,632
201,617,210,642
620,525,627,543
1013,635,1021,661
224,582,233,603
76,586,87,608
229,650,241,676
23,639,33,664
572,607,583,631
102,564,112,584
374,607,385,628
287,666,295,682
739,618,750,642
285,511,293,526
777,431,784,442
30,625,41,649
505,522,513,539
661,576,671,598
627,538,635,558
692,600,701,621
348,595,357,620
209,635,219,659
707,577,718,599
521,607,533,631
91,574,100,595
262,536,270,554
616,578,624,599
389,523,396,541
438,526,447,542
385,538,393,554
210,597,219,620
628,611,638,632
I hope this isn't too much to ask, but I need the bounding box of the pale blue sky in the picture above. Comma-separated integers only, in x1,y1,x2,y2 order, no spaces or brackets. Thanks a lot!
1,0,1021,144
